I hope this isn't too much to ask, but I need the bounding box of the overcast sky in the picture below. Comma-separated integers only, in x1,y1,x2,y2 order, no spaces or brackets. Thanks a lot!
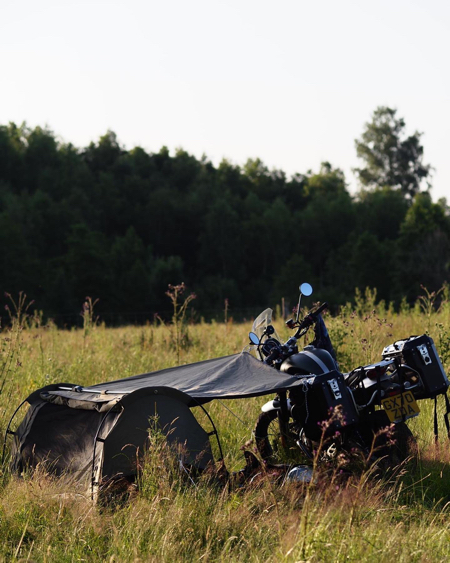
1,0,449,201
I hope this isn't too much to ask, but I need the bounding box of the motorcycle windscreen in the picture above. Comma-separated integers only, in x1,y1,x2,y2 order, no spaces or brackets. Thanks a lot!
251,309,282,343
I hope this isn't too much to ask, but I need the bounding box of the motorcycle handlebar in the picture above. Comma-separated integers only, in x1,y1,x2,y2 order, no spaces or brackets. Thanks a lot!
314,301,328,317
294,302,328,336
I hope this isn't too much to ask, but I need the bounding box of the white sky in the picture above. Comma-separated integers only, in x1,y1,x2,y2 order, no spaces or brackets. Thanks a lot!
1,0,449,201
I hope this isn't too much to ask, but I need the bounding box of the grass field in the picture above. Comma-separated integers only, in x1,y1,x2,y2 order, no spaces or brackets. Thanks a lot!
1,290,450,561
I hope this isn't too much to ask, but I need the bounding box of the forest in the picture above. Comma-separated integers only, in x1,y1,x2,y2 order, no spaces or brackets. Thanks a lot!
0,107,448,324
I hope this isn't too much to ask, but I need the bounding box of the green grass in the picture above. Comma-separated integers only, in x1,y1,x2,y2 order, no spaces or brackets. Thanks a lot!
1,300,450,561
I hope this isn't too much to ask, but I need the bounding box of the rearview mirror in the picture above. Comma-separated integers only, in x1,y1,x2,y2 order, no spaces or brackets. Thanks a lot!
249,332,260,345
300,283,313,296
296,282,313,322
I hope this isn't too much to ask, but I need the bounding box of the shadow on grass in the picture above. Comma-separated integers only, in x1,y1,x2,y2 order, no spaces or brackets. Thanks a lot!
393,443,450,510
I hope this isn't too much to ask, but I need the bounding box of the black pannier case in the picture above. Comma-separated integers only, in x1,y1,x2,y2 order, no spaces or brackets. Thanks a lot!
382,335,449,399
303,370,359,441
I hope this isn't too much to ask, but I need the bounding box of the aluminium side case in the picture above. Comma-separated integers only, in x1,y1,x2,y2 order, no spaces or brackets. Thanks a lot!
382,335,449,399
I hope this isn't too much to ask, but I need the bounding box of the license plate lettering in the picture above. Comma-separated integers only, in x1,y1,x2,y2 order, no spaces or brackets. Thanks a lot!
382,391,420,423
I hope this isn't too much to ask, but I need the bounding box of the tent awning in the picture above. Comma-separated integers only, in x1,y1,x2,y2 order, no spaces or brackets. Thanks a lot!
41,352,304,404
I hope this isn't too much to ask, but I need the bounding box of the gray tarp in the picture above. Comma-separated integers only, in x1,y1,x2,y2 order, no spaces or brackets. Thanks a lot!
80,352,304,402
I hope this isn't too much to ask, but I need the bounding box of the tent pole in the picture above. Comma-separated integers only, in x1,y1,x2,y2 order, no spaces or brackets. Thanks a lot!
1,399,28,465
190,399,224,462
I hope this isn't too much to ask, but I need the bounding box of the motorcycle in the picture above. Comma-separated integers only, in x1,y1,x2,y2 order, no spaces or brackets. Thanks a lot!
249,283,450,468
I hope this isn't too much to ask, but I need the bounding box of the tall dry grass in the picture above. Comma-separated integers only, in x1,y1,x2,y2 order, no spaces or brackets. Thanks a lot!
0,288,450,561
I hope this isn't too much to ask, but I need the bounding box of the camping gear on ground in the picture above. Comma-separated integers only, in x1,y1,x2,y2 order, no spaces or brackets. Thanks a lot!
285,465,314,483
4,352,311,498
250,283,450,466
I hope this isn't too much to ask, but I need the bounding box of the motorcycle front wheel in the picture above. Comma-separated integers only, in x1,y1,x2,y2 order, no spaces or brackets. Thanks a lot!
253,410,309,464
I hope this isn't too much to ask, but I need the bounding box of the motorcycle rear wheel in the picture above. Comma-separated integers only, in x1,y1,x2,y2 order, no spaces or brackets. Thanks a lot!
360,410,417,468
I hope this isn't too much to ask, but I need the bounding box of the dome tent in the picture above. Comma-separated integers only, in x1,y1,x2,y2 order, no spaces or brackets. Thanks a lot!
9,385,215,498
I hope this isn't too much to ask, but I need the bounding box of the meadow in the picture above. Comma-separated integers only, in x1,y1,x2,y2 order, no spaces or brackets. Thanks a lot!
1,289,450,562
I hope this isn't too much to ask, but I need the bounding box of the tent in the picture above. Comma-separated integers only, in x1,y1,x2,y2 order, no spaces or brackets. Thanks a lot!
6,352,306,497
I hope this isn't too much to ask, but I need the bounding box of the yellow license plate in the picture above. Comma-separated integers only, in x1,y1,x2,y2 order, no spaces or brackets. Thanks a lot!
381,391,420,423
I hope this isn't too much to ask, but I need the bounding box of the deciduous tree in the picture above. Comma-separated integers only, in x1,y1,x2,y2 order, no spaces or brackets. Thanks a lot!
354,107,431,198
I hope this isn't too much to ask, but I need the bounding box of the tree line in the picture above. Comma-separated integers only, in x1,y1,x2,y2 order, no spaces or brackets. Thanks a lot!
0,107,448,323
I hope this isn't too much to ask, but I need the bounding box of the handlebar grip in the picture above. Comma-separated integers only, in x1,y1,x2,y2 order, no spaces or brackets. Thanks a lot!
313,301,328,317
